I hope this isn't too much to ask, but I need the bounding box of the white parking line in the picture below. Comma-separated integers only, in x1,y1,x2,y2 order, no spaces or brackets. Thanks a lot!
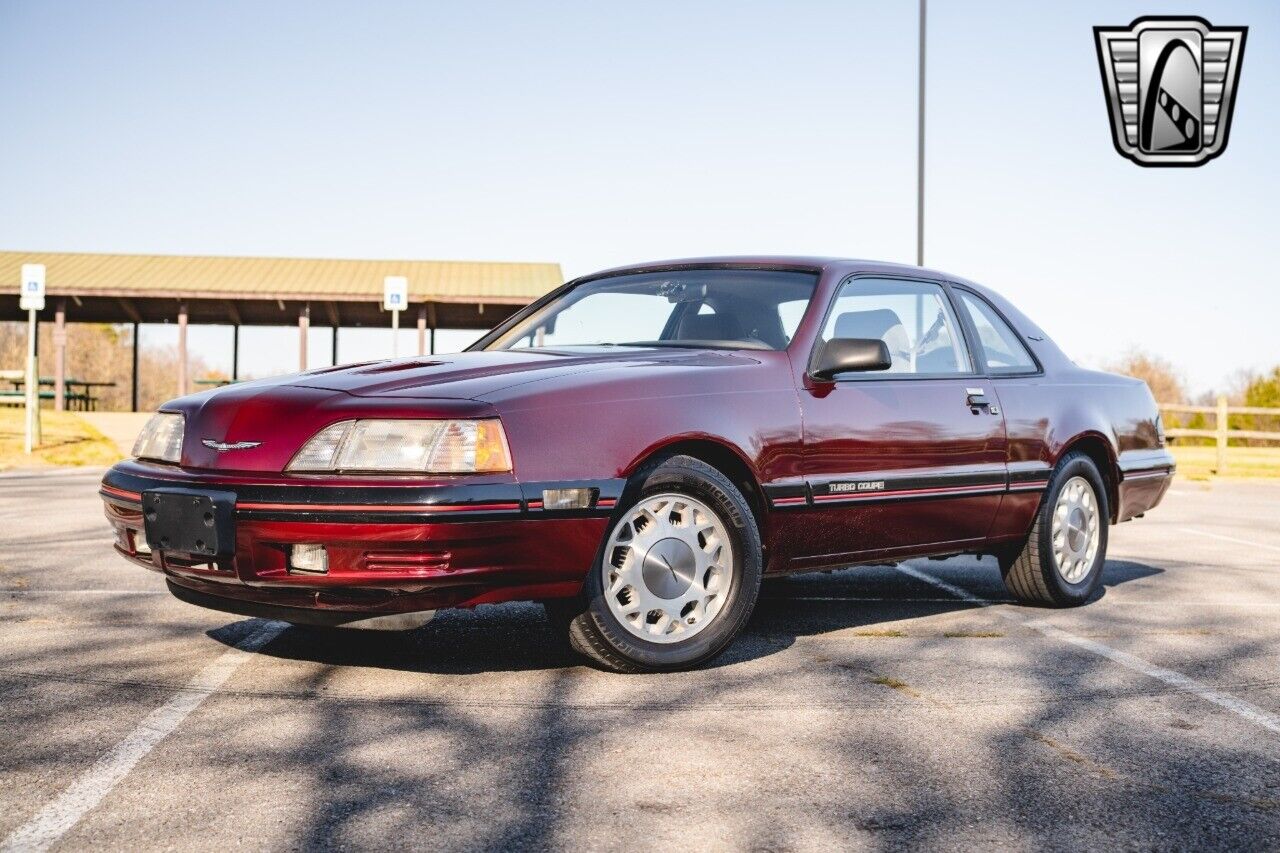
3,590,167,596
0,621,286,853
764,594,1280,607
765,595,1014,603
894,564,1280,736
1178,527,1280,555
0,467,107,480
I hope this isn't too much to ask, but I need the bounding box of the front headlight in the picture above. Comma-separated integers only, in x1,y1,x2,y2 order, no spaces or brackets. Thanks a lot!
132,412,185,463
288,419,513,474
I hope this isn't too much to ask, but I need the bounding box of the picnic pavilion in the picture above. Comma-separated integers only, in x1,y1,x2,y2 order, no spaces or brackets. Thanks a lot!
1,250,563,412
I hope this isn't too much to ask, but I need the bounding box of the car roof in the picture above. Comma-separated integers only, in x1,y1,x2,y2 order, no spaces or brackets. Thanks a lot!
576,255,967,283
572,256,1059,362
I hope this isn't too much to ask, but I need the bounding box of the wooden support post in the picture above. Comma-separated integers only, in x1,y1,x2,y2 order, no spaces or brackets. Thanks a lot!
428,304,437,355
226,300,242,383
325,302,340,367
299,304,310,371
417,306,427,356
131,322,140,412
54,298,67,411
1216,394,1229,475
177,303,189,397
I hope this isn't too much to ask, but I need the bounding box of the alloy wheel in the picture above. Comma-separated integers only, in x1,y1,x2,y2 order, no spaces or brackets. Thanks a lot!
602,493,734,643
1051,475,1100,584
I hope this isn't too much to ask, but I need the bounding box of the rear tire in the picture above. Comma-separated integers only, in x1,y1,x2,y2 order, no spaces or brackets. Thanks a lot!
1000,451,1109,607
561,454,762,673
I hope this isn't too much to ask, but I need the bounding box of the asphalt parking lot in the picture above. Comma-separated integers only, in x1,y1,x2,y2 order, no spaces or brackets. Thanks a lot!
1,470,1278,851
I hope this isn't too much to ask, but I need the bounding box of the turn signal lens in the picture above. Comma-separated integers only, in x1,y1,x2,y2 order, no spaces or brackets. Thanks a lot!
287,419,512,474
289,543,328,574
288,422,350,471
133,528,152,556
132,413,184,463
542,488,592,510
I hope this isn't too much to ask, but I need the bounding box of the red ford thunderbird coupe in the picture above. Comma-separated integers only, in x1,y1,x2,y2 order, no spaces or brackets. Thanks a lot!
101,258,1174,672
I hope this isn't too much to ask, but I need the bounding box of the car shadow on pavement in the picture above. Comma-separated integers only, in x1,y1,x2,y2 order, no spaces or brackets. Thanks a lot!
206,558,1166,676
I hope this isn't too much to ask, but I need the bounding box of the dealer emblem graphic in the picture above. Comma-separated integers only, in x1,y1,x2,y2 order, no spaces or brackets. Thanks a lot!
1094,17,1246,167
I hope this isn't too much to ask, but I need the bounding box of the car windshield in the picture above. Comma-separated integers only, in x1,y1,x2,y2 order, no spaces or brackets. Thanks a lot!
482,269,819,351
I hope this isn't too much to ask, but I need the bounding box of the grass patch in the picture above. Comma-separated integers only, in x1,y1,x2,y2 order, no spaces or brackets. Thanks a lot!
943,630,1005,638
868,674,941,706
869,675,928,701
0,407,123,470
1170,444,1280,480
854,629,906,638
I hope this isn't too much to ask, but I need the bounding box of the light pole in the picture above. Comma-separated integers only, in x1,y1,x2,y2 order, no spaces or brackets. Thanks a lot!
916,0,927,268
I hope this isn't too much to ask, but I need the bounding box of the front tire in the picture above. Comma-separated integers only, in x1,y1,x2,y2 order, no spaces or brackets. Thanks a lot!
562,455,762,673
1000,452,1109,607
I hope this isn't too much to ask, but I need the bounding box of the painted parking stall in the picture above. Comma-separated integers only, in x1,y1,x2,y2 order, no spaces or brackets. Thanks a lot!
3,472,1280,848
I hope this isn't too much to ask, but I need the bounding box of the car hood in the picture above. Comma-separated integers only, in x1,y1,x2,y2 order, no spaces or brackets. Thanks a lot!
164,377,496,473
162,347,768,472
286,347,739,400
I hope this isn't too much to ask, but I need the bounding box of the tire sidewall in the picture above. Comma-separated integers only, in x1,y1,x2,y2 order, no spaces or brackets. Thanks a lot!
1037,455,1109,603
581,457,762,670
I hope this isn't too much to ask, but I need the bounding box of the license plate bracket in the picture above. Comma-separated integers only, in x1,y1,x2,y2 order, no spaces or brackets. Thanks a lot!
142,488,236,557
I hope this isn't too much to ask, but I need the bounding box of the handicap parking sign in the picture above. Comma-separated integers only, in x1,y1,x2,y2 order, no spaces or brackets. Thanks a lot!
383,276,408,312
19,263,45,311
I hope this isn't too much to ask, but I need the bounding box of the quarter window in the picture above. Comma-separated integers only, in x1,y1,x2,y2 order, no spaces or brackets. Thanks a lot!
820,278,972,375
956,291,1037,374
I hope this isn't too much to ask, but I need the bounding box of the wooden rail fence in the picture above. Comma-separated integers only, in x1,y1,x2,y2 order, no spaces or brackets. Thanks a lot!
1160,396,1280,473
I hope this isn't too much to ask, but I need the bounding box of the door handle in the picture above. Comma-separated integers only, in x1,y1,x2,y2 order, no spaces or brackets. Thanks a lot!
966,387,1000,415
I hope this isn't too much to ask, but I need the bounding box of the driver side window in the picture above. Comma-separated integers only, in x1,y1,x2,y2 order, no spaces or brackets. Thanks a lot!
820,278,972,375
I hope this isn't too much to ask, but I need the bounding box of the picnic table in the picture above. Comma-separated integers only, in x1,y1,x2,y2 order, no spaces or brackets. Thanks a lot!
0,372,116,411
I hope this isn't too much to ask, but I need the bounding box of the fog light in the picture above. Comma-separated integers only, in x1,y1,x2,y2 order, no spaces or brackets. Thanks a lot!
133,528,151,556
542,488,593,510
289,543,328,575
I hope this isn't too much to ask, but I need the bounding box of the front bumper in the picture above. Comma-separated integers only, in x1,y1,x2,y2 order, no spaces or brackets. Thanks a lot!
101,460,623,619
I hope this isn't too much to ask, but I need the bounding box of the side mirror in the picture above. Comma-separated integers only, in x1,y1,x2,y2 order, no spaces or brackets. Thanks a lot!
811,338,892,380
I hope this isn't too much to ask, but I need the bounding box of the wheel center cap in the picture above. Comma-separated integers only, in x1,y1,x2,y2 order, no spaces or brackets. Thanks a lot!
640,537,697,599
1066,507,1087,552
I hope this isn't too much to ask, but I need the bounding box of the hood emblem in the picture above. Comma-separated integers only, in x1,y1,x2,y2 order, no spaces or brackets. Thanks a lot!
202,439,262,452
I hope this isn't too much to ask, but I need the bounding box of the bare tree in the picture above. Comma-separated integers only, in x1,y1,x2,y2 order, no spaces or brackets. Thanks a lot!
1105,348,1187,404
0,322,217,411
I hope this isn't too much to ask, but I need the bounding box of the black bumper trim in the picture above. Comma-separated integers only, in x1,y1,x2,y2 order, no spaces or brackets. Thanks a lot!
167,579,401,626
102,466,625,523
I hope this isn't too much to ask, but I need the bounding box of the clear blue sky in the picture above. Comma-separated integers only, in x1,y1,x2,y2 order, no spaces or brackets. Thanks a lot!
2,0,1276,393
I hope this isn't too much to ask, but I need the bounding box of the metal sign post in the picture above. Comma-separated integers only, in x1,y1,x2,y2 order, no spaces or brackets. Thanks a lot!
384,276,408,358
19,264,46,453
